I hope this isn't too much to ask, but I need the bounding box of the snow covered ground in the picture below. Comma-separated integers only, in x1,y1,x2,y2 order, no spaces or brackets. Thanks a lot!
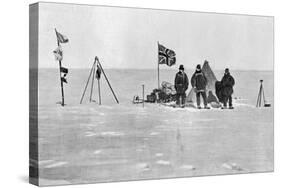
35,69,273,186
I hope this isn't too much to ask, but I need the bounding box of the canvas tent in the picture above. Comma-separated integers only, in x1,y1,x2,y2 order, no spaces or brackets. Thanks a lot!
186,61,218,103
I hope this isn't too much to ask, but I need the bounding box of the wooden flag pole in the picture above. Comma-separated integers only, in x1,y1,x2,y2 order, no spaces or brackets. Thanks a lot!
80,60,96,104
55,29,65,106
96,57,119,104
59,60,65,106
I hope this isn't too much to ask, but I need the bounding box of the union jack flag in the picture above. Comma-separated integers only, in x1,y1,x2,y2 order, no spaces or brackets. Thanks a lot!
158,43,176,66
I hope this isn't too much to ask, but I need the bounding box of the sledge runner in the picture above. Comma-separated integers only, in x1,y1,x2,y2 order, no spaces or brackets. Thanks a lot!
220,68,235,109
174,65,189,107
191,64,210,109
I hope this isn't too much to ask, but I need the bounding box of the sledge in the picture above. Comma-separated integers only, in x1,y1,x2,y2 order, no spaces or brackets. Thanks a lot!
133,100,145,104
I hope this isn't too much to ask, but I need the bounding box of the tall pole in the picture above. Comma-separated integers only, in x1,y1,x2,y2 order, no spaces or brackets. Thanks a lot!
256,88,260,107
89,62,96,102
96,58,119,104
259,85,262,107
98,79,101,105
262,83,266,105
256,80,263,107
55,29,65,106
58,60,65,106
157,41,160,89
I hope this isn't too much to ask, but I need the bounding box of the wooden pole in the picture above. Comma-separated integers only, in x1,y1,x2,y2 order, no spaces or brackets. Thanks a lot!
259,81,264,107
259,86,262,107
256,89,260,107
262,83,266,105
80,60,95,104
58,61,65,106
142,84,144,108
256,81,263,107
96,58,119,104
256,86,261,107
98,79,101,105
55,29,65,106
89,62,96,102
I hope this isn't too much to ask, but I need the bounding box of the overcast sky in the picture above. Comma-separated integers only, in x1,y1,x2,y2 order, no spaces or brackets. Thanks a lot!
38,2,274,70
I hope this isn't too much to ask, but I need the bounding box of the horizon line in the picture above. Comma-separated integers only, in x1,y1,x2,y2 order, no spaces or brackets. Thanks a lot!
36,67,274,71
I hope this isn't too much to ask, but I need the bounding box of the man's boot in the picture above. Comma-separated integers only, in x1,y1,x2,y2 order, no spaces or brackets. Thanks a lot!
221,105,227,109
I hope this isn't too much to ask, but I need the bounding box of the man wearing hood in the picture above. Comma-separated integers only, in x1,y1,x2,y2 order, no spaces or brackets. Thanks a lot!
174,65,189,106
191,64,209,109
221,68,235,109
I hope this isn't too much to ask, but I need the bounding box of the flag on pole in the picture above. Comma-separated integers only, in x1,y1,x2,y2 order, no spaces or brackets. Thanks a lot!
158,43,176,66
61,76,67,83
53,46,63,61
60,67,68,74
60,67,68,83
55,29,69,43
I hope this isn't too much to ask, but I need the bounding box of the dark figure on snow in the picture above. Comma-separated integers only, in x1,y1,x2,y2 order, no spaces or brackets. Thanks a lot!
174,65,189,106
191,64,209,109
221,68,235,109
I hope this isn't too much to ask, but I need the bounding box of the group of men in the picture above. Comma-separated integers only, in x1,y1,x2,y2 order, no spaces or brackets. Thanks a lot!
174,63,235,109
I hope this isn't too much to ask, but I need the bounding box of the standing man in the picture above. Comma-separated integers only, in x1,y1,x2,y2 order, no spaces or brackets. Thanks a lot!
174,65,189,107
221,68,235,109
191,64,209,109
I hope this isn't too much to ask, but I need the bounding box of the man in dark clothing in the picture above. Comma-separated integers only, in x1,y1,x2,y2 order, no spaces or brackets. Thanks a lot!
191,64,209,109
221,68,235,109
174,65,189,106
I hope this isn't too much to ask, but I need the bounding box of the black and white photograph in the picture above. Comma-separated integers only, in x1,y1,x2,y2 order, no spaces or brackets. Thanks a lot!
29,2,274,186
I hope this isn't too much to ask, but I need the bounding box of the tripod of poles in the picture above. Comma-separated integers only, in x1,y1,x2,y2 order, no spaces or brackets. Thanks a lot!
256,80,271,108
80,56,119,105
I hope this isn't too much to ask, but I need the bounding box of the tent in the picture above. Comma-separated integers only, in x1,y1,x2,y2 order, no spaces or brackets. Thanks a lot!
186,61,218,104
